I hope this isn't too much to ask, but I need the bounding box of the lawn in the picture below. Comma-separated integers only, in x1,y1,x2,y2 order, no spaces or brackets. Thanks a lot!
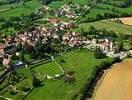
32,61,63,76
80,20,132,35
0,0,42,18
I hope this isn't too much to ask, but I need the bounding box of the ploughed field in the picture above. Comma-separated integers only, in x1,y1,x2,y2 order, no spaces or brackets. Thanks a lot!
119,17,132,25
93,59,132,100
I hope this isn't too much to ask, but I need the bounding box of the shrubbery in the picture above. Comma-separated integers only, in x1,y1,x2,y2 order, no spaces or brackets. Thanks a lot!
64,70,76,84
94,48,106,59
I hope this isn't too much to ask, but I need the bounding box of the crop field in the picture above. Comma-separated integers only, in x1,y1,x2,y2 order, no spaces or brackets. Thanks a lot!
119,17,132,25
93,59,132,100
80,20,132,35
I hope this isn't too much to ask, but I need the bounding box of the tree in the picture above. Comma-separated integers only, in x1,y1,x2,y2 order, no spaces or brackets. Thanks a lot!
32,74,44,87
88,26,98,35
67,0,73,5
0,17,6,22
41,0,52,5
64,70,76,84
94,48,106,59
20,53,25,62
117,41,124,51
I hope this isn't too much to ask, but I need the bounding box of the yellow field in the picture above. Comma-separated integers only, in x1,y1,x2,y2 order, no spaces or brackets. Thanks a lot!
120,17,132,25
93,59,132,100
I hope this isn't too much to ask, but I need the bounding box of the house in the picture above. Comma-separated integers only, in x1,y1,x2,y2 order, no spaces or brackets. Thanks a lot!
48,18,60,23
4,44,16,54
0,44,5,56
2,54,11,68
0,44,5,64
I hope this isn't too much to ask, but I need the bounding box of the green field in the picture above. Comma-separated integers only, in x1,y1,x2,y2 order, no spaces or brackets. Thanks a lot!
0,50,111,100
0,0,42,18
25,50,111,100
48,0,88,8
80,3,132,20
95,3,132,14
80,20,132,35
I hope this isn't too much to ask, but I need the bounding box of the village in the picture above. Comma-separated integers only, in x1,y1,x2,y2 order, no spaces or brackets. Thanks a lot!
0,1,132,100
0,16,131,71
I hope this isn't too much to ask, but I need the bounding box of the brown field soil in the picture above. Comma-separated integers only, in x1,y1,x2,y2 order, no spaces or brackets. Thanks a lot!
120,17,132,25
93,59,132,100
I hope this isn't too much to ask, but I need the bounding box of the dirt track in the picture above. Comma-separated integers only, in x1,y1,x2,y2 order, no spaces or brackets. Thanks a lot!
119,17,132,25
93,59,132,100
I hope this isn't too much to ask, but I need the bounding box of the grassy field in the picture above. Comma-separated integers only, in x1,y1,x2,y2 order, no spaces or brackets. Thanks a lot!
25,50,111,100
0,50,111,100
48,0,88,8
0,0,42,18
82,3,132,19
80,20,132,35
96,3,132,14
1,60,62,99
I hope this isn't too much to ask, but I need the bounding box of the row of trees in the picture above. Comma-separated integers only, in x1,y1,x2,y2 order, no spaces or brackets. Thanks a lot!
80,56,121,99
78,11,132,23
98,0,132,8
80,26,117,39
0,11,43,35
0,0,31,5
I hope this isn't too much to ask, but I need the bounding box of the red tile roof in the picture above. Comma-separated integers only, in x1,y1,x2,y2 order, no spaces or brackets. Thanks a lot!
48,19,60,23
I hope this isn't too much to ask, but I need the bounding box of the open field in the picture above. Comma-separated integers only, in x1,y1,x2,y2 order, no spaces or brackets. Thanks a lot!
0,50,111,100
25,50,111,100
86,3,132,18
95,3,132,14
119,17,132,25
0,0,42,18
93,59,132,100
48,0,88,8
80,20,132,35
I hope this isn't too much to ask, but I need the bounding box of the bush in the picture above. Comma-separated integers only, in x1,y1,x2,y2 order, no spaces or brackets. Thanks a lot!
32,73,44,87
65,70,75,76
112,57,121,63
64,75,76,84
94,48,106,59
64,70,76,84
22,84,31,92
10,89,17,95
